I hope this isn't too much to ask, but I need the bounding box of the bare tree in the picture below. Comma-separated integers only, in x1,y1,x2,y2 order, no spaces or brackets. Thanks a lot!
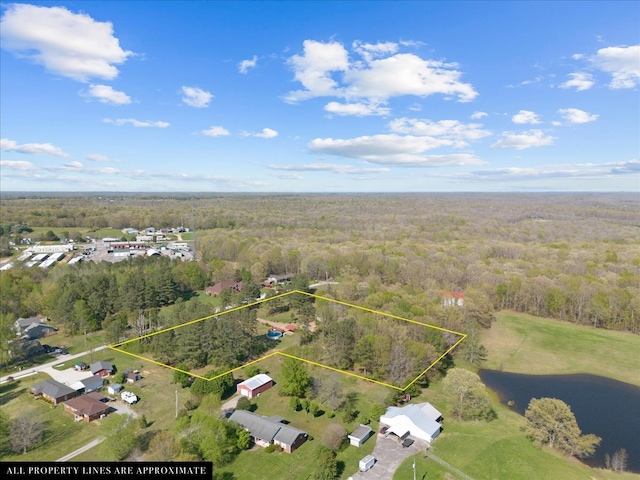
611,448,628,472
10,416,44,454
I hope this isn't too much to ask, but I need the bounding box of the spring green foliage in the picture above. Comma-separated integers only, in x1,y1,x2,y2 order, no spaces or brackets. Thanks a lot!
443,368,495,421
279,357,310,397
524,397,601,458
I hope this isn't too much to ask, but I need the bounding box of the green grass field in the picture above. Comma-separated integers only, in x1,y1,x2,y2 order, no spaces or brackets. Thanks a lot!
394,381,640,480
482,311,640,386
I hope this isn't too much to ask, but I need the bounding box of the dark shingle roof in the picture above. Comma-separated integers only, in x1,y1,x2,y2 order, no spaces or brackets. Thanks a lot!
90,360,113,375
32,379,75,398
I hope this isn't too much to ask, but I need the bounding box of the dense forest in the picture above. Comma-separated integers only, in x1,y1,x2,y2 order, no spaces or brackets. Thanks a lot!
1,192,638,368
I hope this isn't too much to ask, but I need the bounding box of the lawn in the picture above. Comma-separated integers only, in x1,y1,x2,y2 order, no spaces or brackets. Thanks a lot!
394,381,640,480
482,311,640,386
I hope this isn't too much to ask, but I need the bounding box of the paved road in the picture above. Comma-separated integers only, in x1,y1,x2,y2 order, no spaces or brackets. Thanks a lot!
0,345,110,385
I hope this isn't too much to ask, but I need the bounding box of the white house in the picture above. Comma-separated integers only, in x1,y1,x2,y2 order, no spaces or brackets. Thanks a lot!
379,402,443,443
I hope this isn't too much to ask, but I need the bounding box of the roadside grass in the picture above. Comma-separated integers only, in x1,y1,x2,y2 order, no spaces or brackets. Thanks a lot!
482,311,640,386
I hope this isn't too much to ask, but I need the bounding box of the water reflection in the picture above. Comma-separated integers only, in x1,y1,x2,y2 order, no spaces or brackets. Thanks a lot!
478,370,640,473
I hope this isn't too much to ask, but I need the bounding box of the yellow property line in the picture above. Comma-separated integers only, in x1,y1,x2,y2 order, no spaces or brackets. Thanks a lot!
109,290,466,391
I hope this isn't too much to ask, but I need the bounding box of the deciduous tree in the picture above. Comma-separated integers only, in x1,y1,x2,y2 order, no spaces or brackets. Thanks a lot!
524,397,601,458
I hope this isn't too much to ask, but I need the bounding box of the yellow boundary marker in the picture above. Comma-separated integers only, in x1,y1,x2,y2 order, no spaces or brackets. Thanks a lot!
110,290,466,391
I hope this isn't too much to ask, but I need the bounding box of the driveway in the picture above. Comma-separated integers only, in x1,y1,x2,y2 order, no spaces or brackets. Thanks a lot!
348,434,425,479
0,345,110,385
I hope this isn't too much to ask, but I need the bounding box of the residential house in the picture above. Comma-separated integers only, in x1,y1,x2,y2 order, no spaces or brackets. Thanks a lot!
91,360,114,378
263,274,293,287
237,374,273,399
440,291,464,307
205,280,245,296
14,315,48,337
348,424,373,447
31,379,77,405
228,410,308,453
71,375,104,394
379,402,443,443
63,392,111,422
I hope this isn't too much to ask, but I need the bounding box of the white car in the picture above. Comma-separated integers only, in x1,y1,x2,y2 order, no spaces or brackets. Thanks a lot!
121,391,138,404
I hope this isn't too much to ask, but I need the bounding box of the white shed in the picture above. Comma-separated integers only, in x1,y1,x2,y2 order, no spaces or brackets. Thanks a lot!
107,383,123,395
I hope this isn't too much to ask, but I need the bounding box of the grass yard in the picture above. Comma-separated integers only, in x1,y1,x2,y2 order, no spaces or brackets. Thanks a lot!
482,311,640,387
394,381,640,480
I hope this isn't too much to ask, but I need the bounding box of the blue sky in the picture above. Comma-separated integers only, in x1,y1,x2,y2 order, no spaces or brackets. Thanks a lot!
1,1,638,192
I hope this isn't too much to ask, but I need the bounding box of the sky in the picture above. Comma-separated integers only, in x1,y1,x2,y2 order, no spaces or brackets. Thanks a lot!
0,1,639,193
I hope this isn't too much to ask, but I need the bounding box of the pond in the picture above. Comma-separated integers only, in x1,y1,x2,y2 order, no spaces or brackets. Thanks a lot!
478,370,640,473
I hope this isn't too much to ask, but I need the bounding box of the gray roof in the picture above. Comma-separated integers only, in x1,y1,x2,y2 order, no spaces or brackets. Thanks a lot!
72,376,104,391
90,360,113,374
229,410,280,442
229,410,307,446
349,424,373,441
16,316,44,328
32,379,76,398
273,423,307,446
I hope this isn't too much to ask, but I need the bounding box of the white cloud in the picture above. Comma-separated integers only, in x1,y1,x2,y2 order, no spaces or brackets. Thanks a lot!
591,45,640,89
491,129,554,150
267,163,390,174
471,111,488,119
559,72,594,91
104,118,169,128
86,154,110,162
271,172,304,180
352,40,399,62
244,128,278,139
307,134,484,167
239,55,258,74
1,138,69,157
286,40,350,102
0,4,133,82
0,160,37,171
86,84,131,105
201,126,230,137
557,108,598,124
181,86,213,108
388,118,491,145
572,53,585,60
512,110,542,124
324,101,390,116
285,39,477,108
468,160,640,181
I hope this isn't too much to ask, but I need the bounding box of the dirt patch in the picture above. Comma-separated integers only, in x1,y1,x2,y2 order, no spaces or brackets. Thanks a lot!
258,318,316,333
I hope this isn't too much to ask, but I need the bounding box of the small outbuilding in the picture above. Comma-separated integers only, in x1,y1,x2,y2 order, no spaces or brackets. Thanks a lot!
107,383,123,395
348,424,373,447
237,373,273,399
